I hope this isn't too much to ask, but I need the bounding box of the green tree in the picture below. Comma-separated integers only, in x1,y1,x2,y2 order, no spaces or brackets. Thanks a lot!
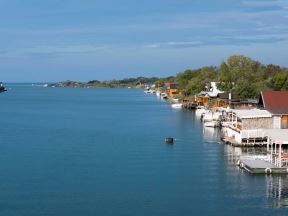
269,73,288,90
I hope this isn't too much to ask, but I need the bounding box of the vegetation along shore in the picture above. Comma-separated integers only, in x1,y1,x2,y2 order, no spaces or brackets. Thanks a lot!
45,55,288,101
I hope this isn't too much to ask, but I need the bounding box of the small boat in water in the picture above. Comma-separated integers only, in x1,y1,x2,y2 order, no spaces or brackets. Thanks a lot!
144,90,152,94
204,121,219,128
195,107,207,117
202,111,222,122
165,137,174,144
0,82,7,93
171,103,182,109
221,121,231,128
172,98,179,103
161,93,168,99
156,90,161,97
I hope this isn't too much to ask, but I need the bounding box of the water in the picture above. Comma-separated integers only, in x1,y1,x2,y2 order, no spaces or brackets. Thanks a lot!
0,84,287,215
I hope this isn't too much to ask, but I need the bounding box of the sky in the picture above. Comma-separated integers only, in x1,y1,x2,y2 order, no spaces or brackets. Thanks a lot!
0,0,288,82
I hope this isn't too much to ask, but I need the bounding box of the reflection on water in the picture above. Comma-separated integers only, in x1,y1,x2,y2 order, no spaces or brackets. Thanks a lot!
266,175,288,208
203,127,222,142
204,126,288,209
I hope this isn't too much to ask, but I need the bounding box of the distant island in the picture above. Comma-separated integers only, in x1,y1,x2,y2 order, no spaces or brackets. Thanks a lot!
47,55,288,99
47,77,160,89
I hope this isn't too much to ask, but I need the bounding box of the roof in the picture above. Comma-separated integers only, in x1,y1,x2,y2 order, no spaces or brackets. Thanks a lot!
210,82,224,94
217,92,229,99
198,91,218,98
264,129,288,144
260,91,288,115
233,109,272,119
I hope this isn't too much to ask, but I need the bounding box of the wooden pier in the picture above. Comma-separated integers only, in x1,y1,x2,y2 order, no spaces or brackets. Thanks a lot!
238,159,288,174
221,137,267,147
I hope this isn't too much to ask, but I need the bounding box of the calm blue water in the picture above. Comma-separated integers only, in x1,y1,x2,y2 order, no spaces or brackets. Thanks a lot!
0,84,288,216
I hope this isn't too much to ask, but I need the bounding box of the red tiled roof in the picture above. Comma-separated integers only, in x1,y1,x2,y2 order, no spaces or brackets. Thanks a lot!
261,91,288,115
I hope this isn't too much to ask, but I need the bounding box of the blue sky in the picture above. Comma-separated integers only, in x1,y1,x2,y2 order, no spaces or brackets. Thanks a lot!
0,0,288,82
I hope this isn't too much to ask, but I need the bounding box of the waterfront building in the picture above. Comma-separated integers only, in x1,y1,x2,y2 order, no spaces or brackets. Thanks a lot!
258,91,288,129
224,109,273,145
164,82,181,99
266,129,288,168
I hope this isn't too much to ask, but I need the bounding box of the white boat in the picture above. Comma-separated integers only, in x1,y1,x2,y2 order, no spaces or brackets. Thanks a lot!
171,103,182,109
195,108,207,117
161,93,168,99
221,121,231,127
144,90,152,94
156,90,161,97
204,121,219,128
203,112,222,122
172,98,179,103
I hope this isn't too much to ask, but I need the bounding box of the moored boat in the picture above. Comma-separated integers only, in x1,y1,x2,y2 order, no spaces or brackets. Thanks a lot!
156,90,161,97
172,98,179,103
195,107,207,117
144,89,152,94
171,103,182,109
161,93,168,99
204,121,219,128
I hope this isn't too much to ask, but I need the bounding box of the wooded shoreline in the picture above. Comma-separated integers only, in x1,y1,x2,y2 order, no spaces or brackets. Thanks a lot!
47,55,288,100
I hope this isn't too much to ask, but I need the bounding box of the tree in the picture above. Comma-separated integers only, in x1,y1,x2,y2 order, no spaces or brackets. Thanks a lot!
218,62,233,91
269,73,288,90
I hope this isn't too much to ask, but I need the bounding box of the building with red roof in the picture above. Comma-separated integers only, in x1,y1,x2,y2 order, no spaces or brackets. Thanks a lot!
258,91,288,129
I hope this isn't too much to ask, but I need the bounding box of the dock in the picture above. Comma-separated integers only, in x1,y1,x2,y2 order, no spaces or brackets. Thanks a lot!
221,137,267,147
238,159,288,174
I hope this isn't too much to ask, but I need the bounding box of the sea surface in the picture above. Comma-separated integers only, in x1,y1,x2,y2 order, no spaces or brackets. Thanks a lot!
0,84,288,216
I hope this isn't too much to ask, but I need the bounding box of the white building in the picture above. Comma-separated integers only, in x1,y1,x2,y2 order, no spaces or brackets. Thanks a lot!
224,109,273,145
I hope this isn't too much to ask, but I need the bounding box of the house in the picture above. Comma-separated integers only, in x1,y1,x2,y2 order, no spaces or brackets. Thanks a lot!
195,91,229,107
224,109,273,145
230,99,258,109
195,82,228,107
258,91,288,129
164,82,180,98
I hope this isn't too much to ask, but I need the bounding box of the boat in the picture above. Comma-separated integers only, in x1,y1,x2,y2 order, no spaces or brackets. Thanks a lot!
0,83,7,93
156,90,161,97
161,93,168,99
171,103,182,109
204,121,219,128
195,107,207,117
172,98,179,103
202,111,222,122
221,121,231,127
144,90,152,94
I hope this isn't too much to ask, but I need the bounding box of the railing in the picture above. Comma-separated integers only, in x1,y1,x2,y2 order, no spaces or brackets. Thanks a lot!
240,155,269,161
270,157,288,168
241,130,265,139
228,125,241,133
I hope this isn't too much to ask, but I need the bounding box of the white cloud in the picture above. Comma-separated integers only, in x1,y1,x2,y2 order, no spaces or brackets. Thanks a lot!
145,41,202,49
242,0,284,7
0,45,107,58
